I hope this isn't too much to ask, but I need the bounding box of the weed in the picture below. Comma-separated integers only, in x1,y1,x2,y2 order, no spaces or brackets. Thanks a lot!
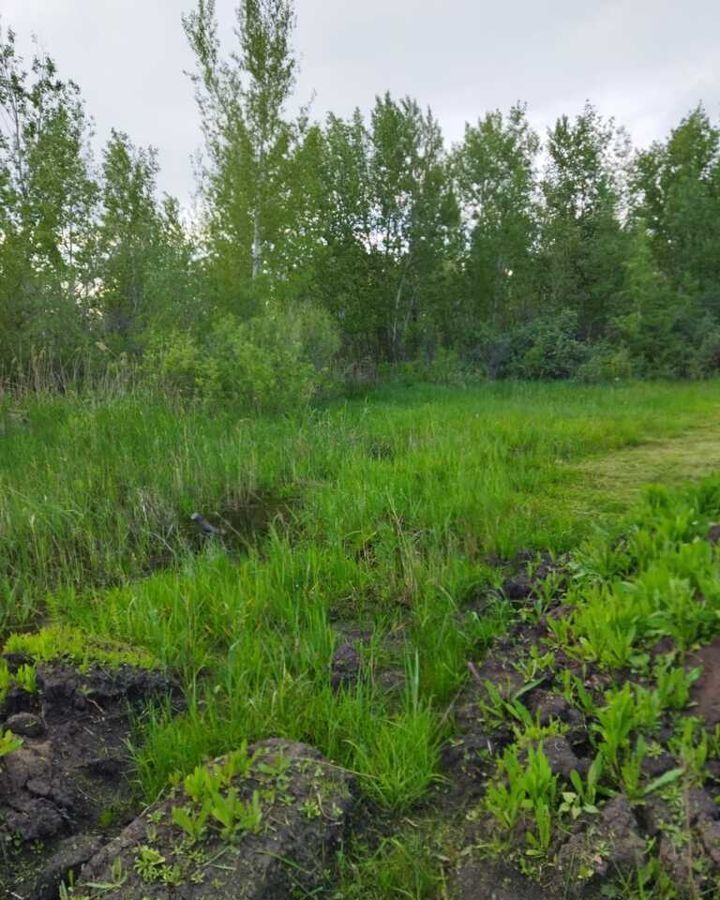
300,797,322,819
133,846,181,885
559,670,596,717
592,684,639,774
558,756,603,820
0,729,23,759
672,718,710,782
0,659,10,704
513,646,556,682
13,663,37,694
619,736,647,802
4,624,157,670
485,744,559,854
654,659,700,711
336,832,445,899
171,804,209,844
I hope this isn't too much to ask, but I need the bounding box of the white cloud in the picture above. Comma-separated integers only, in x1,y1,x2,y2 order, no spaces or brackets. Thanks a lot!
2,0,718,202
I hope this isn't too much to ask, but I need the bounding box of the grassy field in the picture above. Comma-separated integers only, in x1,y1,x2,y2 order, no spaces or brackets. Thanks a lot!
3,379,720,895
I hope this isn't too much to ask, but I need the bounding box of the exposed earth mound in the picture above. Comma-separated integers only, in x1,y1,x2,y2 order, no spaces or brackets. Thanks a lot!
77,739,355,898
1,658,354,899
0,658,178,899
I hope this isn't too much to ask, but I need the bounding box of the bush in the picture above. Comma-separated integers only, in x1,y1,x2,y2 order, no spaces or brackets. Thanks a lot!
474,310,588,381
379,349,479,387
514,310,589,379
145,304,339,410
691,323,720,378
575,344,635,383
603,304,720,380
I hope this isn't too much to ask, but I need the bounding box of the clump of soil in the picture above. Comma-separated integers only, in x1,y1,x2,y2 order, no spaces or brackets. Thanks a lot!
77,739,355,898
0,658,179,899
453,858,548,900
330,630,372,691
329,626,408,696
498,550,564,603
688,636,720,726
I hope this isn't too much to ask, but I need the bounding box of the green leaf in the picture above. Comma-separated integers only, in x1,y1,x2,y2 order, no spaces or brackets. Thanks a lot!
643,767,684,796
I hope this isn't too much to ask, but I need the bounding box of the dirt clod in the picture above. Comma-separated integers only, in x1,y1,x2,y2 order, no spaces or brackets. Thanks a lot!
453,859,548,899
500,552,564,606
689,636,720,726
31,835,105,900
330,632,370,690
78,739,354,899
526,689,573,725
686,787,720,826
6,711,45,737
0,659,178,900
658,834,692,885
639,795,674,836
640,750,677,778
558,794,646,889
697,816,720,866
538,735,587,779
501,572,533,601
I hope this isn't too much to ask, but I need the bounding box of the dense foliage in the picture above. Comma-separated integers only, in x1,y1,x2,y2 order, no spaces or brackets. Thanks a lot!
1,3,719,402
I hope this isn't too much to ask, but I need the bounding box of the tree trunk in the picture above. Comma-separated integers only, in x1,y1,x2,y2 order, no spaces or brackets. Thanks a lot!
252,210,261,279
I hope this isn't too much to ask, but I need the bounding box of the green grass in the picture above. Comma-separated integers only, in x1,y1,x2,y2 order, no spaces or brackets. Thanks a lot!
3,379,720,894
3,380,719,631
336,831,447,898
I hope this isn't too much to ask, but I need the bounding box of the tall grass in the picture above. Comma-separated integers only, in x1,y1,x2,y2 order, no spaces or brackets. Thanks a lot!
2,380,720,811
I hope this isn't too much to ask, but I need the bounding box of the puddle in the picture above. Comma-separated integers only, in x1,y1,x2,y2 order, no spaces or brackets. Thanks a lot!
184,488,300,552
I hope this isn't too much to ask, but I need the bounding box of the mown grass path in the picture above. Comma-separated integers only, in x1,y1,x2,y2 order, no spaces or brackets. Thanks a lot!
568,409,720,516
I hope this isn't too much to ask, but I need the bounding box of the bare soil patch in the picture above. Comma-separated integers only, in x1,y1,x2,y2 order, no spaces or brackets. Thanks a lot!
77,739,354,898
0,660,179,899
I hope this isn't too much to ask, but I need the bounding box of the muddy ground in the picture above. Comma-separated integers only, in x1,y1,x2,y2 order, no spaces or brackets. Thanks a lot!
0,660,179,899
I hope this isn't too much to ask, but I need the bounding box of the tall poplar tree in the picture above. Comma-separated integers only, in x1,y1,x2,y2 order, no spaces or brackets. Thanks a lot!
183,0,298,313
454,104,540,331
540,103,628,338
632,106,720,303
0,25,97,374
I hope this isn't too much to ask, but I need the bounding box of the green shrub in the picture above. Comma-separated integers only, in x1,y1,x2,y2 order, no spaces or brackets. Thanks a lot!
692,323,720,378
474,310,589,381
513,310,589,380
145,304,339,410
575,344,635,383
380,348,479,387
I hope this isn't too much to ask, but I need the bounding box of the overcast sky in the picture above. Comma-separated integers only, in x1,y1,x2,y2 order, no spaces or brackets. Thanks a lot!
3,1,719,204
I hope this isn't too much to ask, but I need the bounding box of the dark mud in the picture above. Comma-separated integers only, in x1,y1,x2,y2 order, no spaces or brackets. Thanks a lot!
181,488,299,556
0,659,179,899
688,636,720,726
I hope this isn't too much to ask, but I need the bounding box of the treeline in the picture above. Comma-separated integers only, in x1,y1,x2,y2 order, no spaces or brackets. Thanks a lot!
1,1,720,401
